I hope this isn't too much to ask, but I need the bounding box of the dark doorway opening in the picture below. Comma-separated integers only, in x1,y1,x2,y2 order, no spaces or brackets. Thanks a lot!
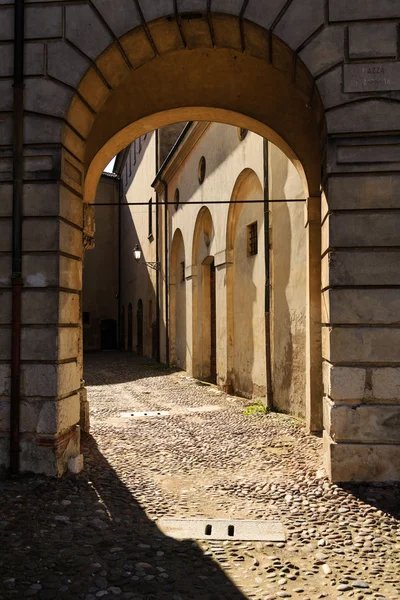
137,299,144,356
101,319,117,350
128,303,133,351
120,305,125,350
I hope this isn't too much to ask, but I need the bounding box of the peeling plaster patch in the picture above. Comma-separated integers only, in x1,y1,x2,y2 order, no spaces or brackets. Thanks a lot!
26,273,47,287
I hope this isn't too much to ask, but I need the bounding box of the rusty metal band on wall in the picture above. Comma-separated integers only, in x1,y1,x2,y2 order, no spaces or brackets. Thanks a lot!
10,0,25,475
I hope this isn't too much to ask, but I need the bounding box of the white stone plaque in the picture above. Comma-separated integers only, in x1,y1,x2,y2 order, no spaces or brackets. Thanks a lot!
344,63,400,93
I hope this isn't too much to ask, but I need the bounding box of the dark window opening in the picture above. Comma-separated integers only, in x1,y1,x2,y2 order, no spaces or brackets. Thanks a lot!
248,222,258,256
238,127,248,141
180,261,185,283
198,156,206,184
83,312,90,325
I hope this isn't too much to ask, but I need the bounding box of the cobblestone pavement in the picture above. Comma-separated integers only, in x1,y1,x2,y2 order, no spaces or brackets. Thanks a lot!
1,353,400,600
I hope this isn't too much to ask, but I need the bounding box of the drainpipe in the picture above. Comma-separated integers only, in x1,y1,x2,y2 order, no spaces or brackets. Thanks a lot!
155,130,160,362
263,139,274,409
118,179,122,350
160,179,170,367
10,0,25,476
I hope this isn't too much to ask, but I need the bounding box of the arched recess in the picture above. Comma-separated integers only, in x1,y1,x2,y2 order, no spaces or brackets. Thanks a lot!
225,169,265,398
170,229,186,369
191,207,216,381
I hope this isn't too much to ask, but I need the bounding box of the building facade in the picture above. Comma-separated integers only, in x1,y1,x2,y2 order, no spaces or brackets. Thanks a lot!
85,122,308,419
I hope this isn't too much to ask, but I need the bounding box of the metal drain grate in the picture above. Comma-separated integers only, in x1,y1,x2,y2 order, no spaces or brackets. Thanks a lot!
120,411,169,418
158,518,285,541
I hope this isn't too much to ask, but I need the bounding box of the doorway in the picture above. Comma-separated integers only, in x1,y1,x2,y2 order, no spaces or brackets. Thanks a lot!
128,303,133,351
100,319,117,351
137,299,144,356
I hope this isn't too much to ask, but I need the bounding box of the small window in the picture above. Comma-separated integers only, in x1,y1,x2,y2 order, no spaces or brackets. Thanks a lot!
174,188,180,210
247,222,258,256
198,156,206,184
238,127,248,141
148,199,153,237
83,312,90,325
180,261,185,283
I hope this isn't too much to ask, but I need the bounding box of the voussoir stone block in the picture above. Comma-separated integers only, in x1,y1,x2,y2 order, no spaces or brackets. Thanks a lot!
211,0,243,15
93,0,141,37
274,0,324,50
47,41,91,89
349,23,397,59
177,0,207,13
244,0,288,30
323,362,365,401
66,4,114,62
324,431,400,483
141,0,174,23
372,368,400,400
299,26,344,78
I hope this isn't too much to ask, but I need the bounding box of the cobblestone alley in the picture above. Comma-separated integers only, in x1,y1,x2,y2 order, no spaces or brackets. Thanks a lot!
1,353,399,600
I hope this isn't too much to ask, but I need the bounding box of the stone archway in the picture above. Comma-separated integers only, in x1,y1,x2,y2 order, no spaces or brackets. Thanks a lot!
4,2,400,481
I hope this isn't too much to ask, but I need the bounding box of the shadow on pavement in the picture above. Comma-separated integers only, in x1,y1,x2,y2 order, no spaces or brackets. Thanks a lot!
0,433,247,600
84,351,181,387
340,482,400,521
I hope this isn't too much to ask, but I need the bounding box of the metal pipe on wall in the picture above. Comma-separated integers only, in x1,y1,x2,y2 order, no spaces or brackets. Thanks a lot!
10,0,25,476
155,130,161,362
263,139,274,410
160,179,170,367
